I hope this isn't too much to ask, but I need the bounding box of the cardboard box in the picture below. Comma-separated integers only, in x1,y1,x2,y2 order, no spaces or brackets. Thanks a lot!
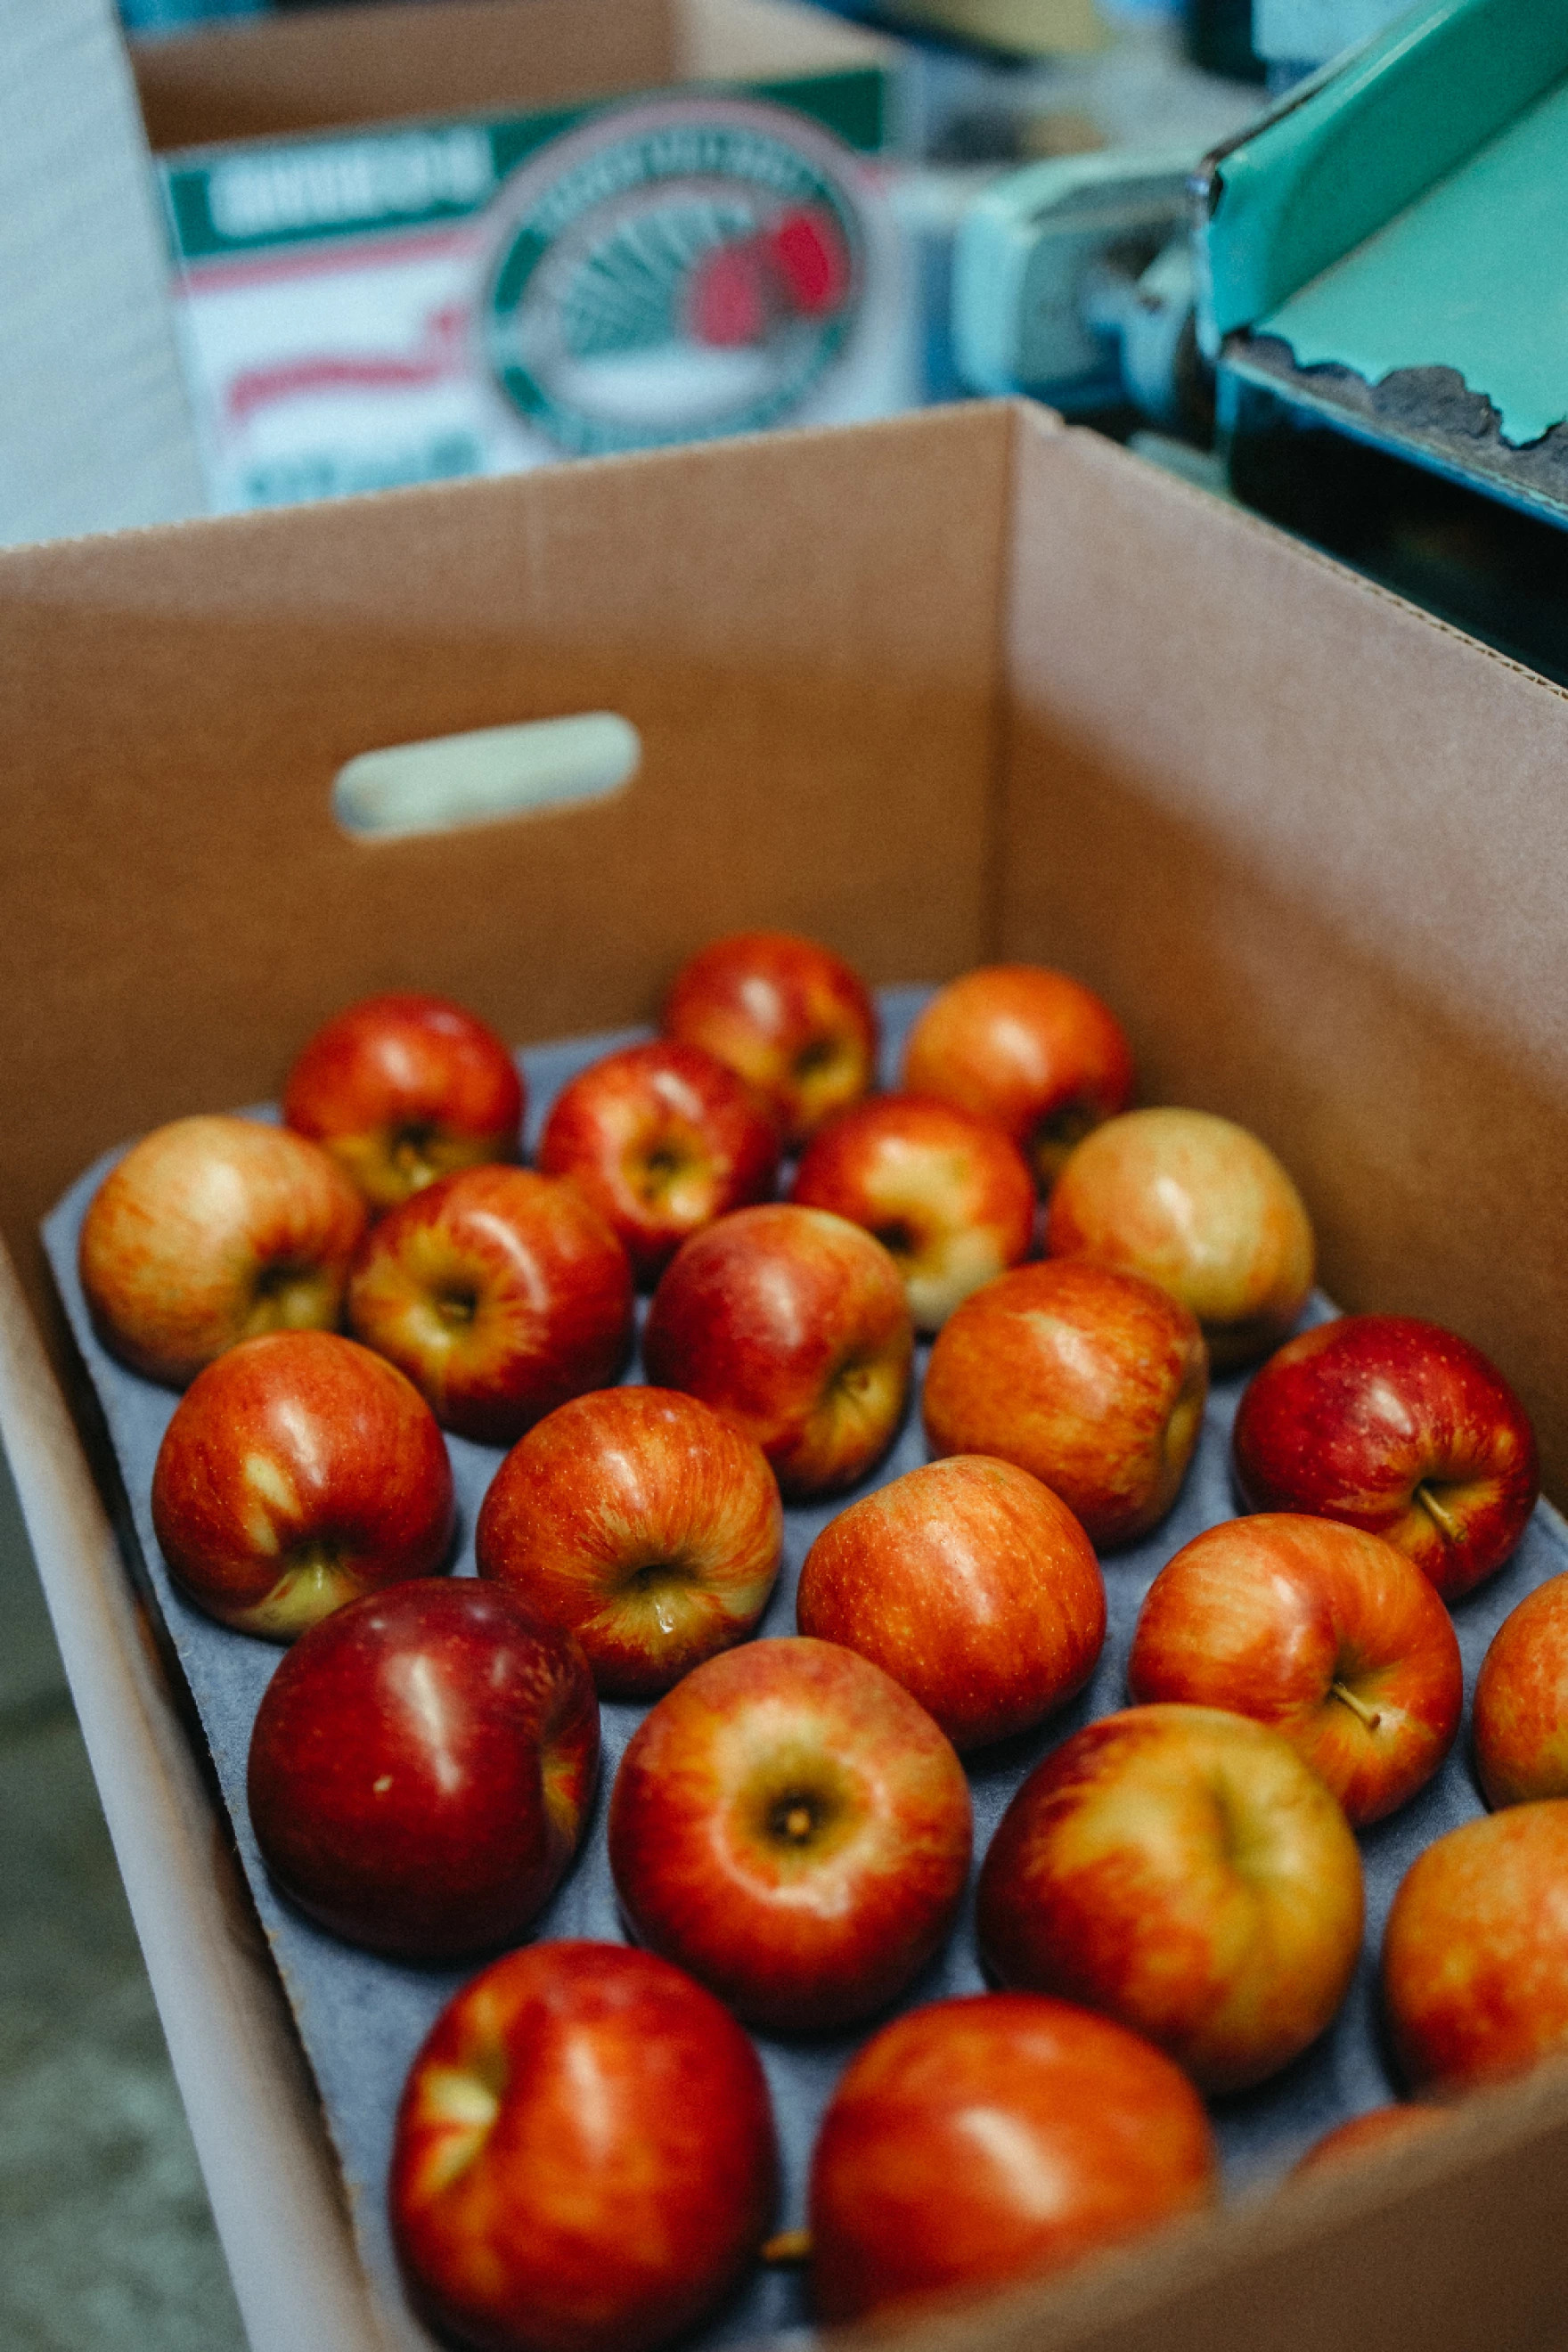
7,400,1568,2349
128,0,916,510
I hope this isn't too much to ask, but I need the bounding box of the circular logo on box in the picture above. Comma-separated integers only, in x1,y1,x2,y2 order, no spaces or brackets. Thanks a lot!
484,97,866,455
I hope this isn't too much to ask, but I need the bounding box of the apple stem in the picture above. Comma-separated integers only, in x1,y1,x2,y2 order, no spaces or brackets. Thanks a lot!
1415,1483,1464,1545
1330,1680,1382,1733
762,2231,813,2266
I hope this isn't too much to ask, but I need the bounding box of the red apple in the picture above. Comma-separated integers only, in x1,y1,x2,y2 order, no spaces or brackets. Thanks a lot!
151,1330,454,1638
247,1580,598,1959
607,1636,971,2033
976,1704,1364,2093
642,1204,913,1499
1383,1802,1568,2095
537,1039,778,1286
921,1259,1208,1549
900,965,1134,1190
661,930,878,1147
1046,1107,1315,1370
808,1992,1217,2325
790,1093,1036,1332
796,1455,1105,1751
1127,1515,1461,1825
283,991,523,1212
347,1164,633,1447
390,1940,777,2352
1291,2104,1450,2177
1474,1576,1568,1807
476,1386,783,1697
78,1114,367,1387
1233,1315,1539,1602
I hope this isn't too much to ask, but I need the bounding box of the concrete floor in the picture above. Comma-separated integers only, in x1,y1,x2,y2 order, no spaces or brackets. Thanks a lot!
0,1449,248,2351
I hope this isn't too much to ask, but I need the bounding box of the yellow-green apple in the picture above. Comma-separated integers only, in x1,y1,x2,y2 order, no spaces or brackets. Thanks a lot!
283,991,523,1213
790,1094,1036,1332
1291,2104,1450,2177
475,1386,782,1698
1046,1107,1314,1371
661,930,878,1147
808,1992,1217,2325
247,1580,597,1959
78,1114,367,1387
1383,1803,1568,2095
1127,1515,1461,1825
922,1259,1207,1549
537,1039,779,1286
347,1164,633,1447
151,1330,454,1637
390,1940,777,2352
900,965,1134,1190
1232,1315,1539,1603
1474,1576,1568,1806
607,1636,971,2033
796,1456,1105,1751
976,1704,1364,2093
642,1205,913,1499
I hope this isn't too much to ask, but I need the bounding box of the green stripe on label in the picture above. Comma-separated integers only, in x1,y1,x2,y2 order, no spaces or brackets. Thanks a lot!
161,71,886,263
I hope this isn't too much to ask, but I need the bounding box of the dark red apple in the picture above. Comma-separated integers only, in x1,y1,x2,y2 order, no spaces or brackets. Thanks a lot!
809,1993,1217,2324
78,1114,367,1387
1233,1314,1539,1602
283,991,523,1212
347,1164,634,1446
900,964,1134,1189
537,1039,779,1285
796,1455,1105,1750
476,1385,782,1697
922,1258,1208,1549
791,1092,1036,1331
608,1636,971,2033
662,930,878,1147
247,1579,598,1960
642,1204,913,1499
1128,1514,1462,1825
390,1941,777,2352
152,1329,454,1638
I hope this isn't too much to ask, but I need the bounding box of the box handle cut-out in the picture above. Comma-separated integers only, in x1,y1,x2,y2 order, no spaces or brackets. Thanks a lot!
332,713,641,839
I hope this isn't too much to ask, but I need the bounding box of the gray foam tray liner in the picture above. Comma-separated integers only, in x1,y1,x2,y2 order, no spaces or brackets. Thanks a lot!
42,986,1568,2351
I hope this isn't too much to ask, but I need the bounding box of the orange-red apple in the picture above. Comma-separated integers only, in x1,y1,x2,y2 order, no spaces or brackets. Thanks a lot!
922,1258,1207,1548
347,1164,633,1446
537,1039,779,1284
808,1993,1216,2325
1383,1803,1568,2095
661,930,878,1147
151,1330,454,1637
475,1385,782,1697
283,991,523,1213
790,1093,1036,1331
607,1637,971,2033
390,1941,777,2352
796,1455,1105,1750
900,964,1134,1189
1233,1314,1539,1603
1474,1575,1568,1806
78,1114,367,1387
1291,2104,1450,2177
977,1704,1364,2093
247,1580,598,1958
1127,1514,1461,1825
1046,1107,1314,1370
642,1204,913,1499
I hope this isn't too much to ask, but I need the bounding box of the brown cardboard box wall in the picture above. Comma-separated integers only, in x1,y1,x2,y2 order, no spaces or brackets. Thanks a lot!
4,402,1568,2350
